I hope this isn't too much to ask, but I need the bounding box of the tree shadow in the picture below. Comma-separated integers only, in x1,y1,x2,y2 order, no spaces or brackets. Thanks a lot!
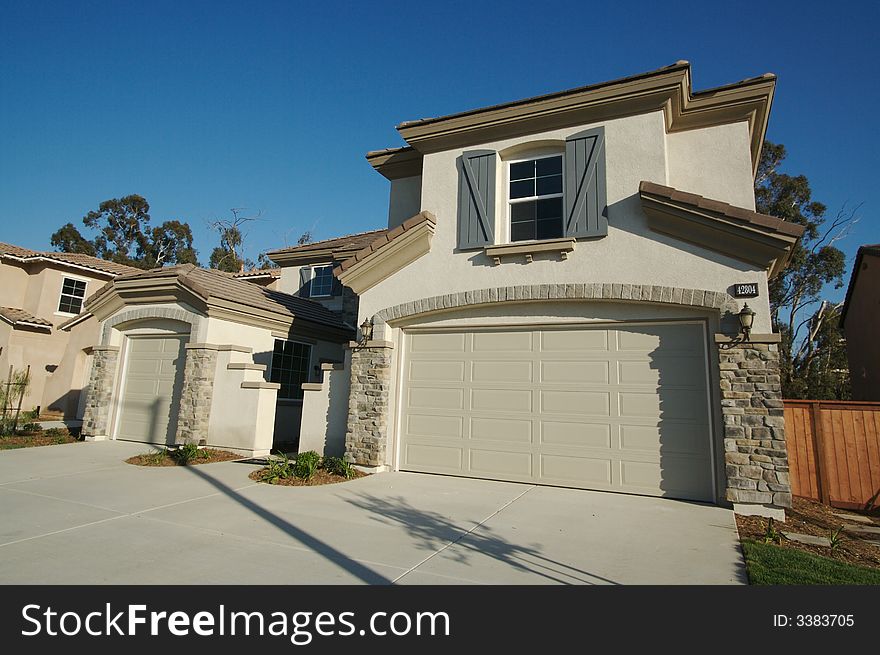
345,492,620,585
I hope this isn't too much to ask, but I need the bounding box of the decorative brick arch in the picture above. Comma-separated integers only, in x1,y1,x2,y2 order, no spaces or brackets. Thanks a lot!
373,283,739,323
102,306,203,344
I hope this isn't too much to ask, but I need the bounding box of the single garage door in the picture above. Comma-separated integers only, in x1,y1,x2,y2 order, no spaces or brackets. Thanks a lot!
399,323,714,501
116,335,187,444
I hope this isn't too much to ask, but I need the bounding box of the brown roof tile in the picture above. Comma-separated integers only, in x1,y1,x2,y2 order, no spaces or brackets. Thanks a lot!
334,212,436,278
0,307,52,330
266,229,387,259
0,241,140,276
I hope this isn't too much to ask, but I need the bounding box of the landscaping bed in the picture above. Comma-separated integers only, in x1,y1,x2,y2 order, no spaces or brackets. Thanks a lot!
0,427,79,450
250,451,365,486
736,496,880,581
126,445,242,466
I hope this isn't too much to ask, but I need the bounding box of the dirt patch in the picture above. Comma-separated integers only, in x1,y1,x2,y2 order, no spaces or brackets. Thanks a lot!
0,429,79,450
249,468,365,486
126,448,242,467
736,497,880,571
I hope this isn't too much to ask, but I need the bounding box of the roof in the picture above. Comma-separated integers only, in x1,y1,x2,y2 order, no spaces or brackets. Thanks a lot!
232,268,281,279
267,229,388,264
639,182,805,238
335,212,435,274
371,61,776,178
0,241,141,277
87,264,349,331
0,307,53,331
840,244,880,329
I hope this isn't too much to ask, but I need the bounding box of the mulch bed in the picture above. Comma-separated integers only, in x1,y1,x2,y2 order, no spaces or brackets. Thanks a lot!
126,448,242,466
0,429,79,450
736,496,880,571
248,468,365,486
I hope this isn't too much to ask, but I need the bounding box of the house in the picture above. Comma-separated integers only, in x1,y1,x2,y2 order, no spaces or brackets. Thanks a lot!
295,61,805,519
0,242,140,419
840,244,880,400
70,263,352,455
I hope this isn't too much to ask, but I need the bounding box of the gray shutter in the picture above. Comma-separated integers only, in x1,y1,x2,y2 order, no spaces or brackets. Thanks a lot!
457,150,496,249
298,266,312,298
331,266,343,296
564,127,607,238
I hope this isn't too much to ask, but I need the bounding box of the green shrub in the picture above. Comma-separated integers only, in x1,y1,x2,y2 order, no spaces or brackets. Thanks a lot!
262,452,293,484
19,422,42,433
293,450,321,480
171,442,201,465
143,449,169,466
322,455,355,479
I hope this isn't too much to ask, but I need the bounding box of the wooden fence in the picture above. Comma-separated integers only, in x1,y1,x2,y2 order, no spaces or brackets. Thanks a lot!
784,400,880,510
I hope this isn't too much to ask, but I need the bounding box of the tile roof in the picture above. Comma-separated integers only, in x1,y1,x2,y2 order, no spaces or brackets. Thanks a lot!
233,268,281,279
0,307,53,330
88,264,349,330
638,182,806,238
336,212,436,273
267,229,388,259
0,241,141,276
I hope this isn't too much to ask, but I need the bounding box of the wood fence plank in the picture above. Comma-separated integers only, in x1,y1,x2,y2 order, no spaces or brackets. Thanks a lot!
851,410,872,505
803,408,819,499
865,411,880,505
822,409,842,503
832,409,854,503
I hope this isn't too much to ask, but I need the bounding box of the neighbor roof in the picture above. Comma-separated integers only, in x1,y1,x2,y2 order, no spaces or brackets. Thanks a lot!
840,244,880,329
86,264,349,331
0,307,53,331
232,268,281,279
335,212,435,274
0,242,141,277
267,229,388,265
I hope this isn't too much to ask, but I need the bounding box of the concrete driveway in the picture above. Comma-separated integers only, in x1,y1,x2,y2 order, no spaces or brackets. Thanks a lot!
0,441,746,584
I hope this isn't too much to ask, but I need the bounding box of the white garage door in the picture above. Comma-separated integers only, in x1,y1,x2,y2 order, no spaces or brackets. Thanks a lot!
399,323,714,501
116,335,187,444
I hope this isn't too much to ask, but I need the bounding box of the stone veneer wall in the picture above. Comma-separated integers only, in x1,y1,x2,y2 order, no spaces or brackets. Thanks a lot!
176,345,218,444
343,341,393,467
718,338,792,510
81,346,119,437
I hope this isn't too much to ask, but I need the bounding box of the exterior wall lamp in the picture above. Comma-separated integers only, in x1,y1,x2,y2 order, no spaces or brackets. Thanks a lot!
360,317,374,343
738,303,756,341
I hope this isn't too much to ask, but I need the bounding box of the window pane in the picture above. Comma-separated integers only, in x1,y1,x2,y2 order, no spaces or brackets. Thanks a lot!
511,221,536,242
72,279,86,296
511,201,536,222
509,179,534,199
536,156,562,176
270,339,312,400
509,161,534,181
311,266,333,296
536,174,562,196
62,279,76,294
537,197,563,219
536,218,563,240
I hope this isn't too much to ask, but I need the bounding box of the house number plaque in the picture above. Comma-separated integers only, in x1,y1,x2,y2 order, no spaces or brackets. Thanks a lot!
733,283,759,298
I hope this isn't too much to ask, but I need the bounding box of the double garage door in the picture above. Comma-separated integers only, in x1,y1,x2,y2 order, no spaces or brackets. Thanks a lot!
399,323,715,501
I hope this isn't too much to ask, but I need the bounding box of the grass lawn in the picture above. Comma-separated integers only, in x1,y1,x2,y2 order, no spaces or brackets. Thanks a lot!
742,539,880,585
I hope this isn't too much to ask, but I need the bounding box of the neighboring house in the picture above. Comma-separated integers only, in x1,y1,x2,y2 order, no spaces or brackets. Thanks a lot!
0,242,139,419
841,244,880,400
70,264,352,455
296,61,805,519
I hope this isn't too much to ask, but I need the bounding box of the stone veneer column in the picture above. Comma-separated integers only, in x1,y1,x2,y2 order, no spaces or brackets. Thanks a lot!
344,340,393,467
176,344,218,445
81,345,120,438
717,335,792,516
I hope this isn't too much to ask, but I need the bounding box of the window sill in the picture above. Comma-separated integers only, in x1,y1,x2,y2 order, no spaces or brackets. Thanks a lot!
484,237,575,265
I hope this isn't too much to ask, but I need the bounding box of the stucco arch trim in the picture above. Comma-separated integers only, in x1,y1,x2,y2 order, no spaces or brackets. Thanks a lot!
373,283,738,324
102,306,203,343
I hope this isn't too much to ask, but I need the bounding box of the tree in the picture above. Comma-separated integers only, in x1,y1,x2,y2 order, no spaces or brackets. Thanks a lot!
207,208,263,273
785,302,851,400
50,195,199,269
756,141,857,399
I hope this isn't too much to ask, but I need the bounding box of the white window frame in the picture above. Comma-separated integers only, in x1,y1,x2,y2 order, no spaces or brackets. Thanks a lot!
56,275,89,317
309,264,334,298
269,338,314,402
504,152,565,245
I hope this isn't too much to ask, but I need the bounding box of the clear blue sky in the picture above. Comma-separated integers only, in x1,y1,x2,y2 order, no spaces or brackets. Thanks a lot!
1,0,877,301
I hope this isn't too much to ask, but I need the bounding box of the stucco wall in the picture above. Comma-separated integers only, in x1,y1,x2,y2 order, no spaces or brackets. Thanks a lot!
299,356,351,457
388,175,422,228
0,262,28,309
359,110,771,333
665,122,757,210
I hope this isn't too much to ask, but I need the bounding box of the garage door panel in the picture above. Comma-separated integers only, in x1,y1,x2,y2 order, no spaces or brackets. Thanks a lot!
410,333,465,353
470,449,532,477
541,454,612,485
470,417,532,442
542,421,611,448
471,360,532,383
541,360,609,384
400,323,714,501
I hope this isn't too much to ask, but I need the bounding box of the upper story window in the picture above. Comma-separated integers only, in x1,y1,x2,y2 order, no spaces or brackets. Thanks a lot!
508,155,564,242
270,339,312,400
58,277,87,314
310,265,334,297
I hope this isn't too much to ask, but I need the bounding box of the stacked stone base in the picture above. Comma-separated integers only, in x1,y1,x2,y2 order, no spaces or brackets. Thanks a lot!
344,340,392,467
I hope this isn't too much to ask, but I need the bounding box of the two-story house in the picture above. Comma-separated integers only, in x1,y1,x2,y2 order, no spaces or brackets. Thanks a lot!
296,62,805,519
0,242,140,420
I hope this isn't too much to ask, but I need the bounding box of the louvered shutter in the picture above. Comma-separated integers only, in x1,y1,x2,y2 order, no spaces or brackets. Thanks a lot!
564,127,607,238
298,266,312,298
457,150,496,249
